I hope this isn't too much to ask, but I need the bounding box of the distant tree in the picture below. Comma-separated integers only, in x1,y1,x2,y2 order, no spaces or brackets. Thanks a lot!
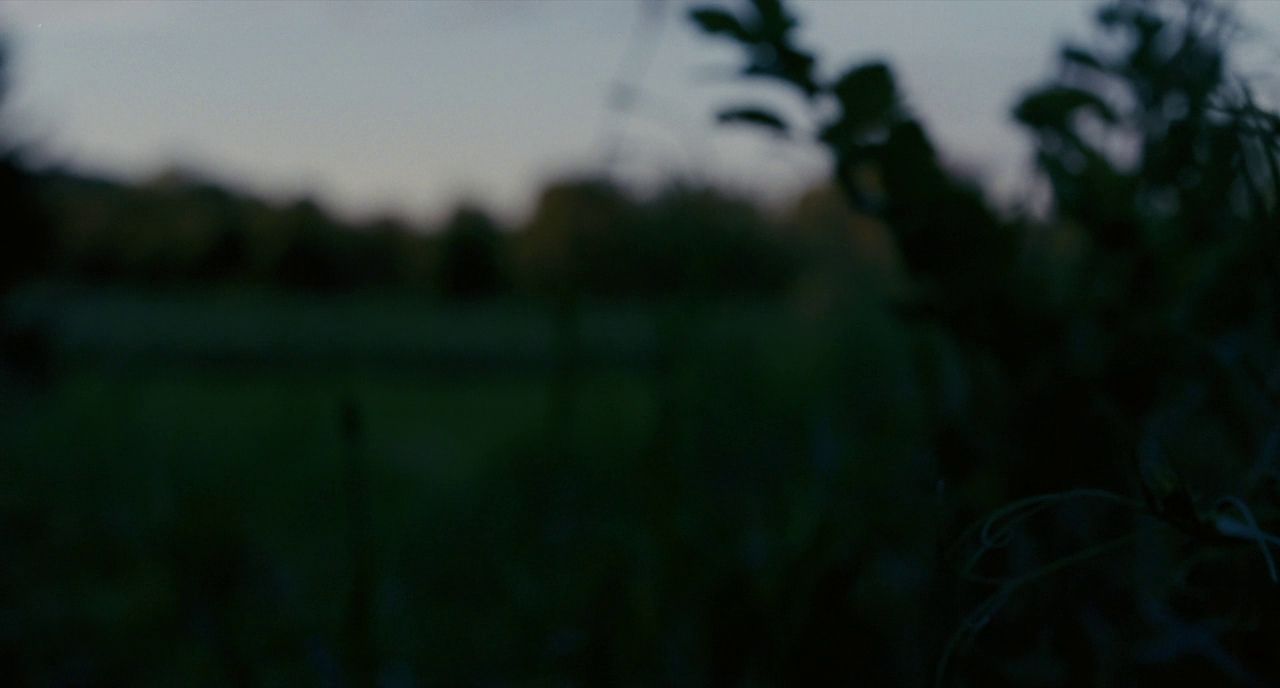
437,205,505,300
516,178,640,298
273,199,346,292
0,38,51,296
641,184,795,297
0,153,49,295
516,178,794,299
0,35,55,385
364,216,431,289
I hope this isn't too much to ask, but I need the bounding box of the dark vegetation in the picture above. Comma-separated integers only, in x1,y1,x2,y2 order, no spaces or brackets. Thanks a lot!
3,0,1280,685
22,168,799,300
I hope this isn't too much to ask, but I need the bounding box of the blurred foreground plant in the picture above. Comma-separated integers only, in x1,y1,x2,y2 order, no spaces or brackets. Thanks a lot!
693,0,1280,684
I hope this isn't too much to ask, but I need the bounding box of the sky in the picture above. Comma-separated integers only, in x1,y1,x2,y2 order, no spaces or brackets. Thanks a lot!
2,0,1279,226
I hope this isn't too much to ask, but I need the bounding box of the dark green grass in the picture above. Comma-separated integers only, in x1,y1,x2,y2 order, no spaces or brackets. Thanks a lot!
6,283,664,371
1,285,678,684
2,364,662,684
1,283,922,684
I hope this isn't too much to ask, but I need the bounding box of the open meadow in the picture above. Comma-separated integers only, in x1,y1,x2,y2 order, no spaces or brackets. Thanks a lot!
4,284,923,684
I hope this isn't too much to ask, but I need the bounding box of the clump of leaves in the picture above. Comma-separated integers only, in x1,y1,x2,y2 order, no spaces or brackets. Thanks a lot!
690,0,818,99
692,0,1010,314
693,0,1280,684
691,0,907,207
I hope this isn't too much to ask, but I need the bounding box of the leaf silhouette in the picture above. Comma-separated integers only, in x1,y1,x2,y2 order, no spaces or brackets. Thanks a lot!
832,62,899,130
748,0,795,42
717,106,790,135
1061,45,1109,73
689,7,750,42
742,44,818,97
1014,85,1117,130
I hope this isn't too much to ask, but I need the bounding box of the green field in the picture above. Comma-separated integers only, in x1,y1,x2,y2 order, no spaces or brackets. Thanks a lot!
6,284,922,684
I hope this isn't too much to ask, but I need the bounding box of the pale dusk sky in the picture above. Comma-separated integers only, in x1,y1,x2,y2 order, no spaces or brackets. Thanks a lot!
2,0,1278,224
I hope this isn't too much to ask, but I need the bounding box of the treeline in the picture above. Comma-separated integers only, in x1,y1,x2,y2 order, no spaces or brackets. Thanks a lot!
24,168,864,299
36,171,429,291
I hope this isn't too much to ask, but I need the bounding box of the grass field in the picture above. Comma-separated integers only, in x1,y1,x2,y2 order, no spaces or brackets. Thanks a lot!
2,278,942,686
10,283,914,684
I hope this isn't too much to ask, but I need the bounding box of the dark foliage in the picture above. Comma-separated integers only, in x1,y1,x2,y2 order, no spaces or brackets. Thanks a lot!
515,178,796,299
691,0,1280,684
6,1,1280,685
437,206,505,300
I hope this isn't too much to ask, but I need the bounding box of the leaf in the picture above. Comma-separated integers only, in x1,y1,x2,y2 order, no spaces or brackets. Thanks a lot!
743,43,818,97
689,7,750,42
716,106,790,135
1014,85,1117,131
1061,45,1108,73
832,62,898,130
749,0,795,41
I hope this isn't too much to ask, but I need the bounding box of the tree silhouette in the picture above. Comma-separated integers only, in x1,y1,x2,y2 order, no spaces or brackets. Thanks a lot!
0,36,55,385
0,39,51,297
437,205,506,300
